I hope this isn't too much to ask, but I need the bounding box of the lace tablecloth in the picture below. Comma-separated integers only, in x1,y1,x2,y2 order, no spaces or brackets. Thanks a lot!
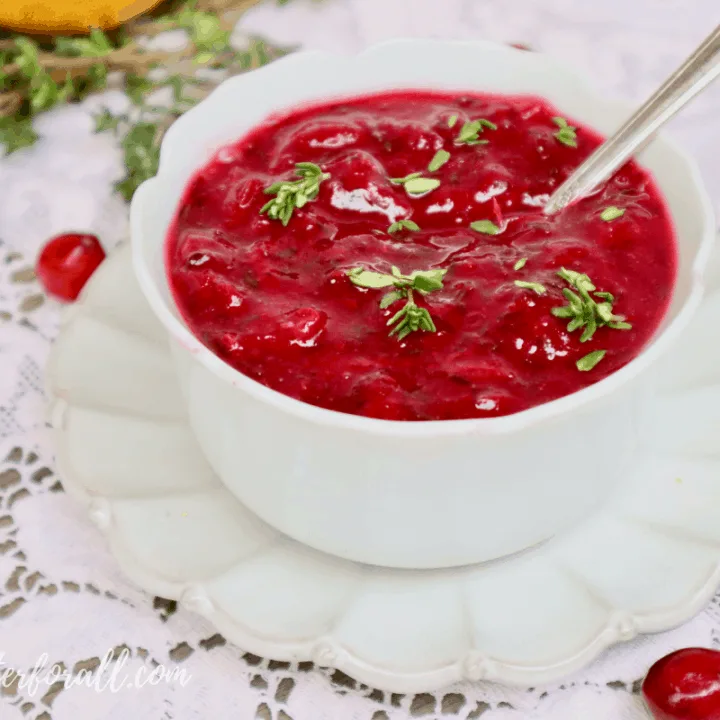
1,1,719,718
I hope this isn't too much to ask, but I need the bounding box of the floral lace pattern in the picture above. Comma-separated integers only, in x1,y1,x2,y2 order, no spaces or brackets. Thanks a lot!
1,0,719,718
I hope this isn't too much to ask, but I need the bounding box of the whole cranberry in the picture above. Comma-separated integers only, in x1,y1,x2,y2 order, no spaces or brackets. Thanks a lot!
642,648,720,720
36,233,105,301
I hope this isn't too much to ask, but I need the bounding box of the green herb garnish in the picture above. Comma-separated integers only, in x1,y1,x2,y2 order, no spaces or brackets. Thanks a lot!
260,162,330,226
347,265,447,341
386,303,436,339
388,219,421,234
470,220,501,235
576,350,606,372
428,149,451,172
552,117,578,148
552,268,631,342
514,280,546,295
601,206,625,221
514,258,528,271
391,173,440,196
455,118,496,145
405,177,440,195
390,172,423,184
447,115,458,128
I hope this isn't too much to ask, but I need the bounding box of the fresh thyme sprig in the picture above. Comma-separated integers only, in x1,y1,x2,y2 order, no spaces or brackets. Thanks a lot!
551,268,631,342
386,301,437,339
552,117,578,148
346,265,447,341
455,118,496,145
260,162,330,225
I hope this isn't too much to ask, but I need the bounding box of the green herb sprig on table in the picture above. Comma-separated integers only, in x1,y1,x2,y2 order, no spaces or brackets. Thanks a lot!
552,267,631,342
0,115,37,153
261,162,330,225
101,34,291,201
347,265,447,341
0,0,294,200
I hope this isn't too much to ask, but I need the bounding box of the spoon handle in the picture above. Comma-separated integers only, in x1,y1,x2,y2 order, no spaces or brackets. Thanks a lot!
544,24,720,216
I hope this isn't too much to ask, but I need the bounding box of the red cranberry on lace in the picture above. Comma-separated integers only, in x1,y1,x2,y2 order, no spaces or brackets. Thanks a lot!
642,647,720,720
36,233,106,302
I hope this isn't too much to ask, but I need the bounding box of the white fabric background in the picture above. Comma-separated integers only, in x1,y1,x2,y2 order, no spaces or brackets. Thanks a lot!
0,0,719,718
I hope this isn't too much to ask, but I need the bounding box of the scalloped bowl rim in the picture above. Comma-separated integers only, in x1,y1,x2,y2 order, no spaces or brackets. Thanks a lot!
131,39,716,439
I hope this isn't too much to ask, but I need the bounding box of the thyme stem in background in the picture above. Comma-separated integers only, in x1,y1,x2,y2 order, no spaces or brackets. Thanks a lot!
0,0,295,200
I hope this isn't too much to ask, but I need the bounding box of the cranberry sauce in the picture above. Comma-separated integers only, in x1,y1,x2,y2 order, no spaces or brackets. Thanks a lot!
166,91,677,421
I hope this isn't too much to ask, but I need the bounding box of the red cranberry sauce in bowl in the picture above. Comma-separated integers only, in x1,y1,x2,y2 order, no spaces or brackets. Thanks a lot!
165,90,677,422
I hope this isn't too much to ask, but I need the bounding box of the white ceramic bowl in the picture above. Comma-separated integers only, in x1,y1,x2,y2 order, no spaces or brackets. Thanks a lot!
131,40,715,570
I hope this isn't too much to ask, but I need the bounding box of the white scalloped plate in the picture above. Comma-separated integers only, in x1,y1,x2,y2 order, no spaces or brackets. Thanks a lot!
47,242,720,692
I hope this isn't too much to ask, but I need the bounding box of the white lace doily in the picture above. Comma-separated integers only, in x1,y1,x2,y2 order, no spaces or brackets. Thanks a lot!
1,1,719,718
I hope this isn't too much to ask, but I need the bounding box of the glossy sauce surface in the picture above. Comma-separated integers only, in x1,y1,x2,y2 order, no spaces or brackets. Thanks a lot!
166,91,677,420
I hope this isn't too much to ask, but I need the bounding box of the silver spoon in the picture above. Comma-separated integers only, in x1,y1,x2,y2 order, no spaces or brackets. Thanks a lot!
543,24,720,216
